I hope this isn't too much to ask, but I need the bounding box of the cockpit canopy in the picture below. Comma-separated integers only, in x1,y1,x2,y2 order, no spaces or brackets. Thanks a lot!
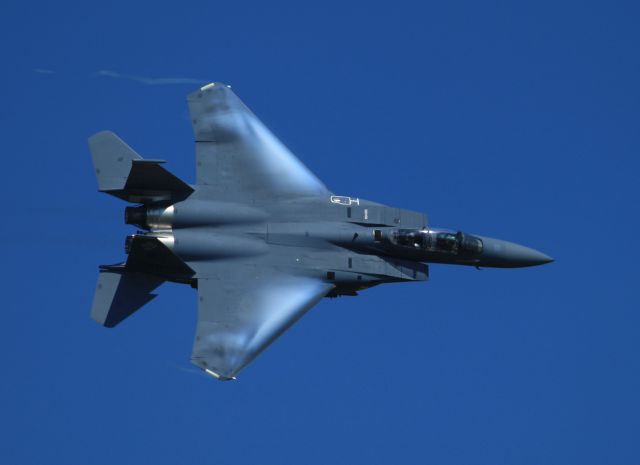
390,228,483,255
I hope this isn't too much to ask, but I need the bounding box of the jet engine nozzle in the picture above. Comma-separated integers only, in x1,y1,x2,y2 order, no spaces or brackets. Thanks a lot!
125,206,147,228
124,234,134,254
125,204,174,230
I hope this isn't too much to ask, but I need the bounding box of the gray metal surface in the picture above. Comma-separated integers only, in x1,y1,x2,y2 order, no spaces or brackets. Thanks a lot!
192,265,333,380
88,83,553,380
91,271,164,328
188,83,330,200
89,131,141,192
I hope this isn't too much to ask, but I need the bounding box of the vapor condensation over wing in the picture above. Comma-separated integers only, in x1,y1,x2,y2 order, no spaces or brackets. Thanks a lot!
95,70,206,85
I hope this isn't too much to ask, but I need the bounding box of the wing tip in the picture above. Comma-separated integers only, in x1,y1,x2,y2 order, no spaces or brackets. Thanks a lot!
204,368,236,381
88,129,116,142
188,82,232,101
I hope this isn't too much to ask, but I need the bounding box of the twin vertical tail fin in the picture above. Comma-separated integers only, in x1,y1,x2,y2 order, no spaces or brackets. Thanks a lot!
88,131,195,327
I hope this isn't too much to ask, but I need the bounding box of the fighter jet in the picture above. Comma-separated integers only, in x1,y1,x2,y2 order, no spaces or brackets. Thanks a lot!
89,82,552,381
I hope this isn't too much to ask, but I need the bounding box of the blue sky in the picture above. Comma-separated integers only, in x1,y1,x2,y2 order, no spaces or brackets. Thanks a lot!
1,1,639,464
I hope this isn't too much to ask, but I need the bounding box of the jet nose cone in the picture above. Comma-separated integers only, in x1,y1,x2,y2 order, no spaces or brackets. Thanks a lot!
505,243,554,266
478,236,553,268
533,251,554,265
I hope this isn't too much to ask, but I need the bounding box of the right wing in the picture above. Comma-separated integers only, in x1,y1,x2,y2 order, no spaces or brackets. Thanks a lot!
187,83,330,200
192,265,333,380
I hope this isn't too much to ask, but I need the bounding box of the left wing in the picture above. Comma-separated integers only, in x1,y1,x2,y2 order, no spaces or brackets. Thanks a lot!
187,83,330,200
191,266,333,380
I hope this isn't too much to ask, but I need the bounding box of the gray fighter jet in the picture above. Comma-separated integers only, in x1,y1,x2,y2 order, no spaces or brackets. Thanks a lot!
89,82,552,380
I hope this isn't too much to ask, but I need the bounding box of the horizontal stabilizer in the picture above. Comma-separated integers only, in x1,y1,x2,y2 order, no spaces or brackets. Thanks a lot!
126,235,194,279
89,131,141,191
89,131,193,203
91,271,164,327
126,160,193,195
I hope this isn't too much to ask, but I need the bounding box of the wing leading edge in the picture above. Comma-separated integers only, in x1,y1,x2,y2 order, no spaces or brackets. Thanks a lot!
192,266,334,380
187,83,331,200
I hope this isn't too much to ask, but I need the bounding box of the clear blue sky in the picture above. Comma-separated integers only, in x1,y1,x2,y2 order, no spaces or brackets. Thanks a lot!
1,1,639,464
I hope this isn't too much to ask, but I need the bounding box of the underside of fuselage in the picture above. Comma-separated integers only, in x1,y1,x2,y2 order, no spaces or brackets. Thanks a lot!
88,83,552,381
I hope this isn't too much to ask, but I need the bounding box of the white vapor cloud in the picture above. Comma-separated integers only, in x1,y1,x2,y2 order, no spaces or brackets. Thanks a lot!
95,70,206,85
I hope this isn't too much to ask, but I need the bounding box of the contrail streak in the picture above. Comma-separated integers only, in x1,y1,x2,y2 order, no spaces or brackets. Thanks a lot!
95,69,206,85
